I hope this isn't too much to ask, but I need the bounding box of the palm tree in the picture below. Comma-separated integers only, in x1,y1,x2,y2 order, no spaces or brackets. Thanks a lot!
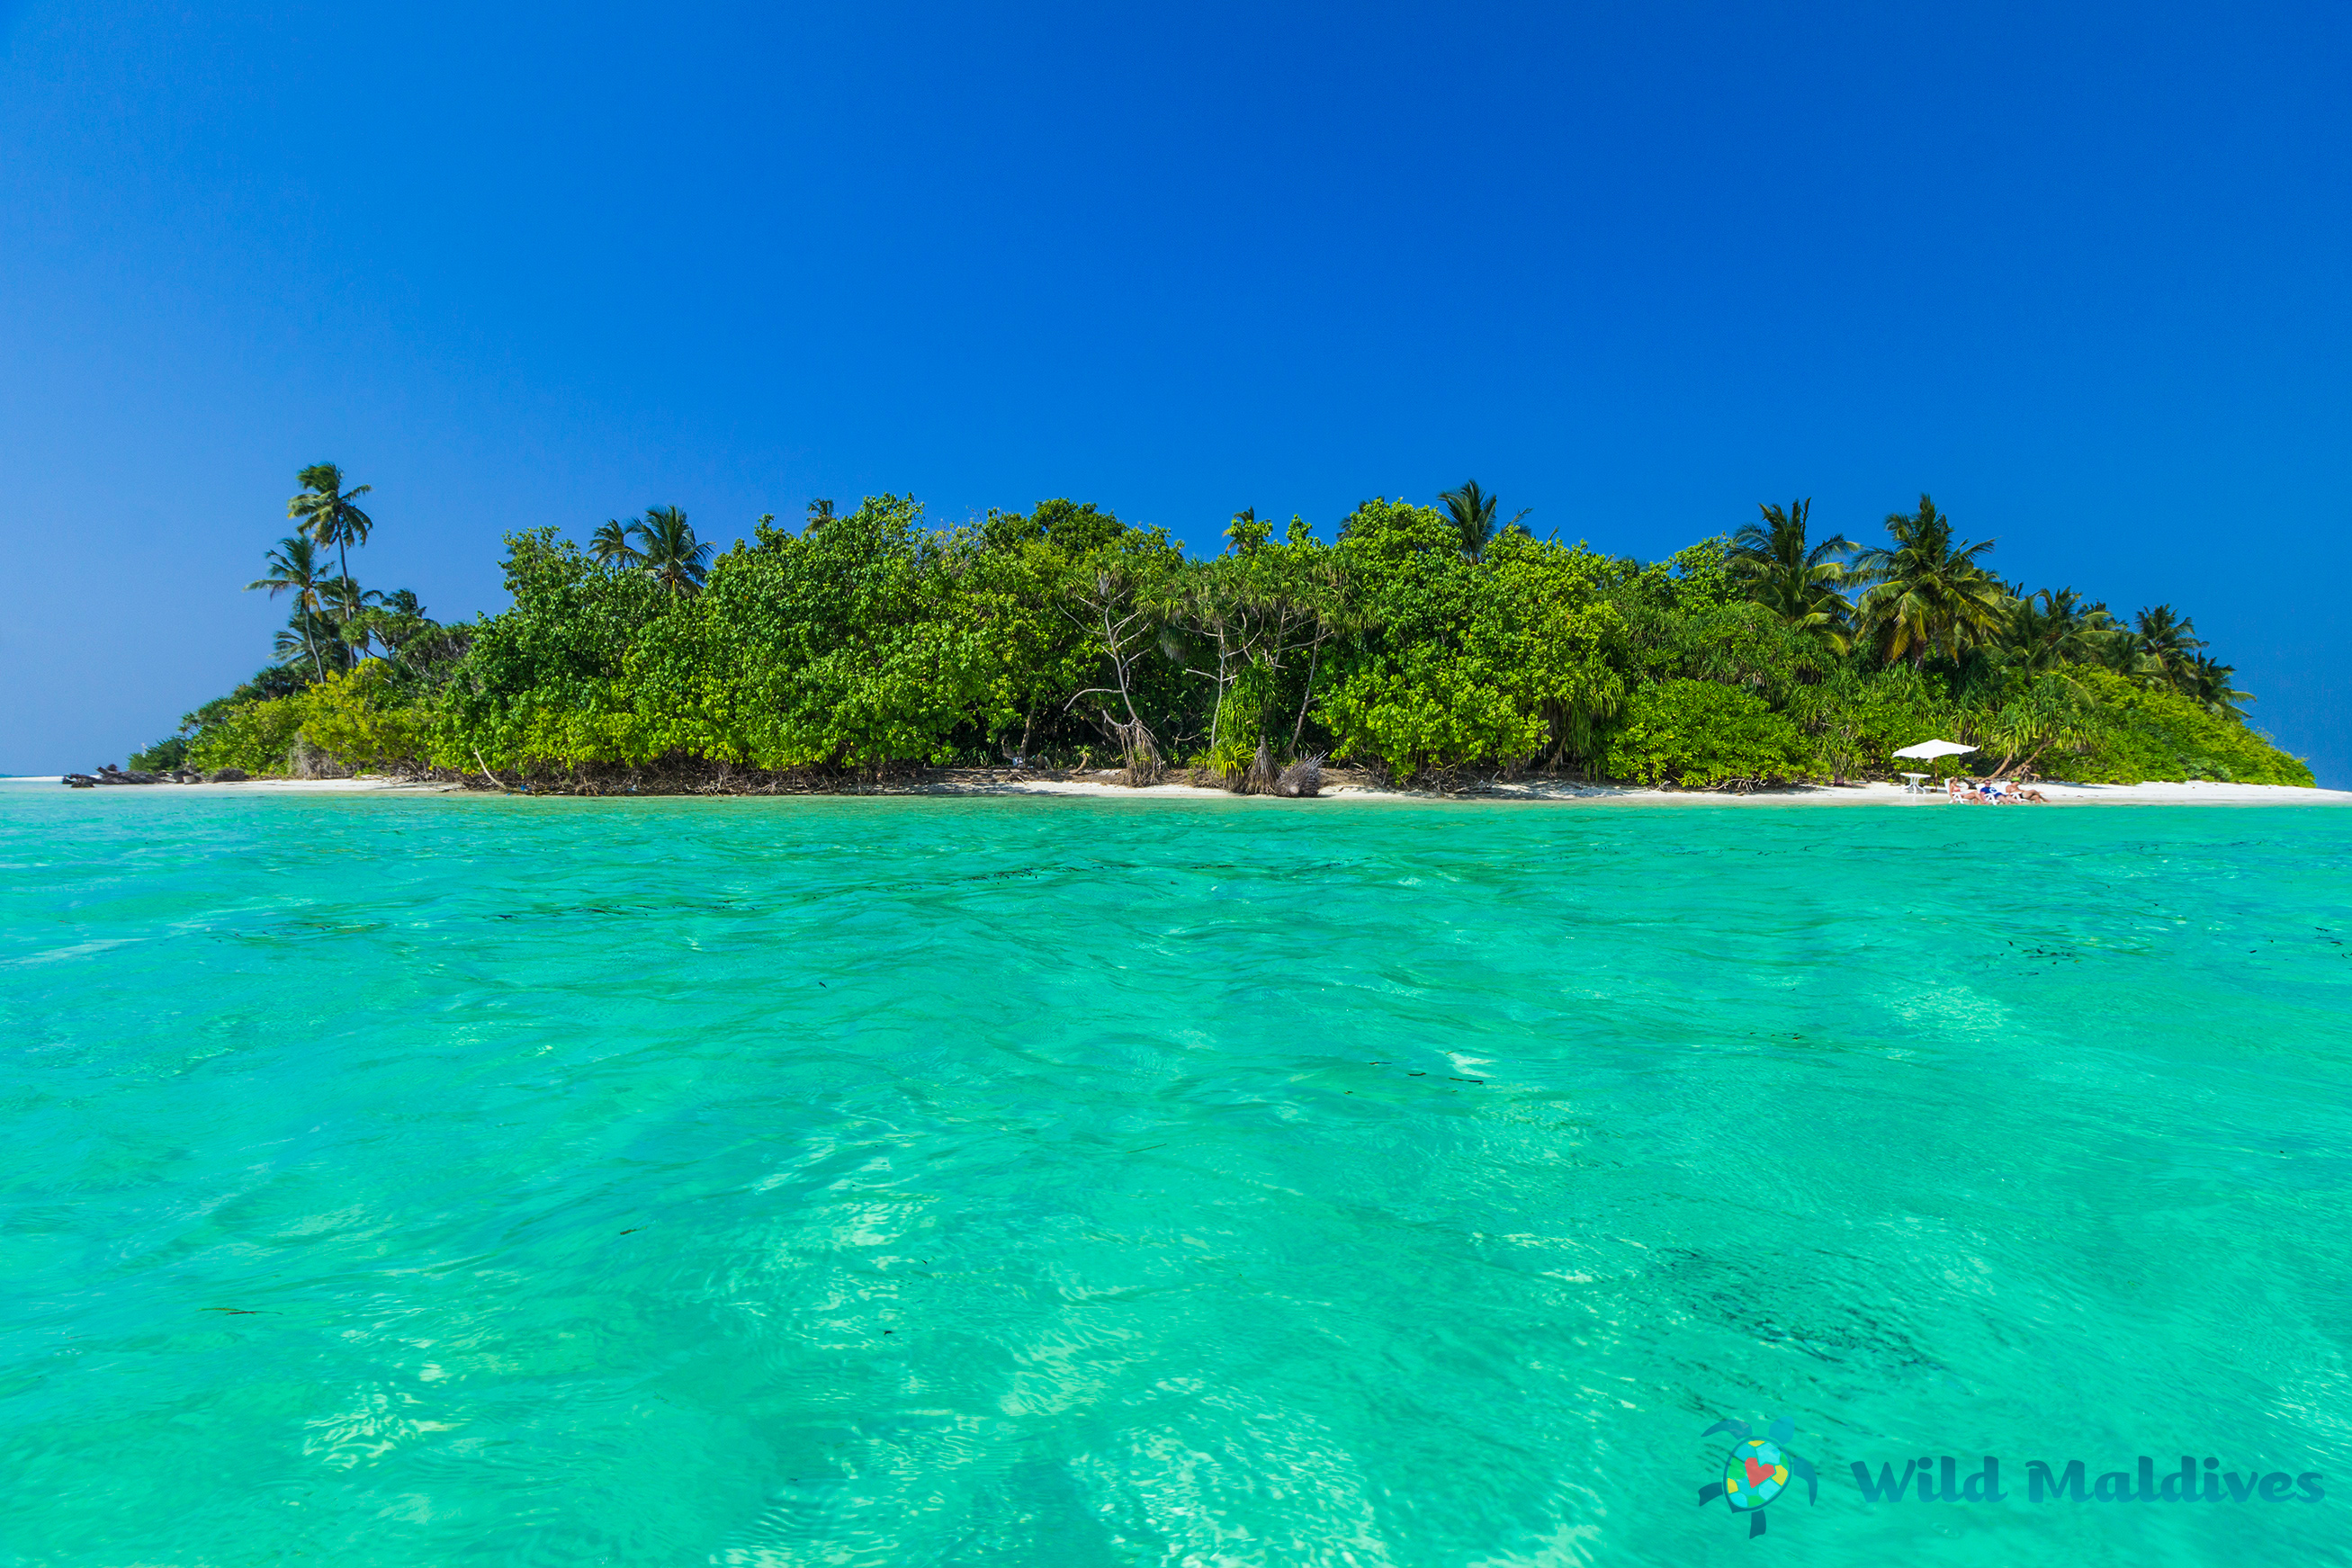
2131,605,2206,689
806,497,836,532
245,534,332,678
1850,495,2008,666
322,576,386,659
288,463,374,587
1728,498,1854,648
590,519,642,567
1997,587,2116,676
2178,652,2253,719
628,506,714,594
270,623,316,670
1437,480,1531,563
273,611,352,676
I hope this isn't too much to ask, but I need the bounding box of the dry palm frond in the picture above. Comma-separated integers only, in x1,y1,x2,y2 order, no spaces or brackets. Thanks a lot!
1276,752,1324,798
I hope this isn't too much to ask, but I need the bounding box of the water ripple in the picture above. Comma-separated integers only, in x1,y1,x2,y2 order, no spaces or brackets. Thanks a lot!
2,786,2348,1564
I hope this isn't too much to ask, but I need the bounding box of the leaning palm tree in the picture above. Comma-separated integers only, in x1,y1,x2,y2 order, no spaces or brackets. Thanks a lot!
589,519,643,567
245,534,332,678
1437,480,1531,563
2131,605,2206,690
1728,498,1854,648
1849,495,2008,667
628,506,714,595
288,463,374,587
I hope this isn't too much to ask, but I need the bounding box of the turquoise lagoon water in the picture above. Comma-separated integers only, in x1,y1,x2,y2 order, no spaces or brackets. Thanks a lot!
4,783,2349,1567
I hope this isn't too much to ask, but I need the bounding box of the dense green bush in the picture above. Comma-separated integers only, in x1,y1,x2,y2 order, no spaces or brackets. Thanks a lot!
2061,669,2313,785
1784,666,1963,784
126,735,190,773
1317,505,1628,780
1597,679,1811,786
186,694,308,775
301,663,432,772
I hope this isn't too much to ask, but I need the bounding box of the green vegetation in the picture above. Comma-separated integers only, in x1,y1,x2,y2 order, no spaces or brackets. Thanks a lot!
144,472,2313,791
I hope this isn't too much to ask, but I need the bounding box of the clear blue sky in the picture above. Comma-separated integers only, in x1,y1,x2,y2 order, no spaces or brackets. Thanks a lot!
4,2,2346,782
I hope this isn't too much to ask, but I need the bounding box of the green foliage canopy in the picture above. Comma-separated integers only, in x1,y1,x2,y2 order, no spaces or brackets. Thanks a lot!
158,473,2313,793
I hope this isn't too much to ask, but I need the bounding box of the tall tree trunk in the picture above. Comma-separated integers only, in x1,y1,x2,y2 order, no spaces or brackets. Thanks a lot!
1290,639,1322,750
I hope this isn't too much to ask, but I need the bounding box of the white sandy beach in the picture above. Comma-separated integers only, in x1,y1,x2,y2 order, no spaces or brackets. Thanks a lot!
997,776,2352,806
1468,777,2352,806
11,775,2348,805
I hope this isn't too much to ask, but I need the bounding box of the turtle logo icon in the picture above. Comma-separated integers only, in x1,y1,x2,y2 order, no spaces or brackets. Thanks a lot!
1697,1416,1818,1538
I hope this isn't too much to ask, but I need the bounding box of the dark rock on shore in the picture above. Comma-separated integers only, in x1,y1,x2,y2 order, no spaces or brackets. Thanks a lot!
66,763,237,786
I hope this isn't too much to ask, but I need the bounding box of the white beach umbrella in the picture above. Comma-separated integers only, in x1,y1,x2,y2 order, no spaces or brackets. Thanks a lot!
1891,739,1978,761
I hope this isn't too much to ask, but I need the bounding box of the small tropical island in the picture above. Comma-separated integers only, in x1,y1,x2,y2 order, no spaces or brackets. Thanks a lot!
117,466,2312,796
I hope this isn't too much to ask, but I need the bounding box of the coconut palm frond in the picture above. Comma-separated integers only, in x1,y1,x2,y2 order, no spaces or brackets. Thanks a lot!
628,506,714,594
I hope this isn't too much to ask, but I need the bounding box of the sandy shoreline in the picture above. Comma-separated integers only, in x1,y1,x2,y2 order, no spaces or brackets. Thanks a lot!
9,775,2347,806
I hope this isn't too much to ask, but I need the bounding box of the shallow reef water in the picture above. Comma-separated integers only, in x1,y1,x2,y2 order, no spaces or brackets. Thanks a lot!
3,784,2348,1565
